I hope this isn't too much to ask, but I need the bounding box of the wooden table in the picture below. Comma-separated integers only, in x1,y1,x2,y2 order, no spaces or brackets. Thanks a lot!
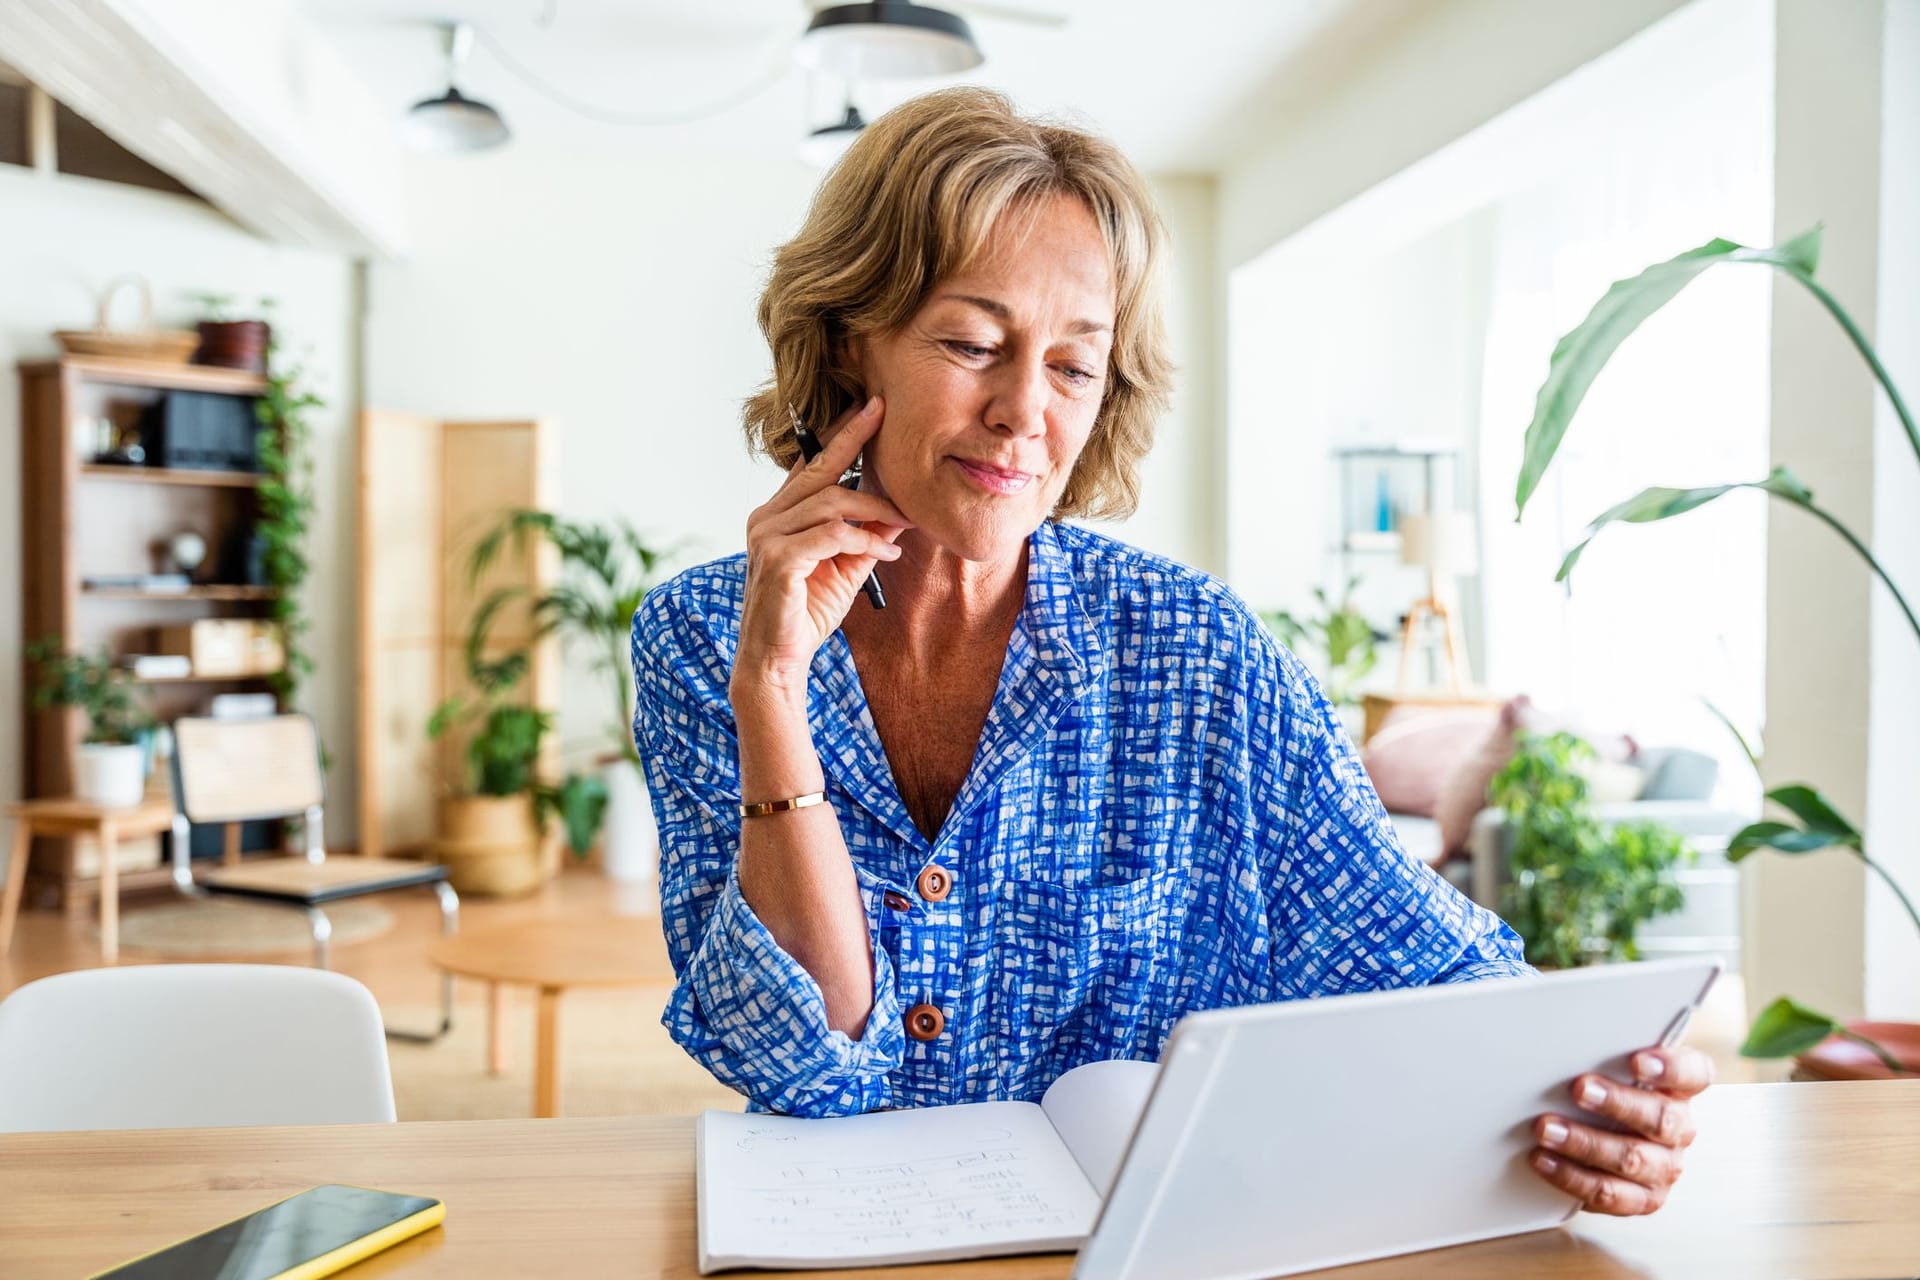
2,1081,1915,1279
427,916,672,1118
0,795,176,966
1360,690,1509,743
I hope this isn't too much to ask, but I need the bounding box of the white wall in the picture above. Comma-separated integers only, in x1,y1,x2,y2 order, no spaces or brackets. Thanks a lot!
365,146,1224,770
1756,0,1920,1022
0,166,360,828
1865,0,1920,1020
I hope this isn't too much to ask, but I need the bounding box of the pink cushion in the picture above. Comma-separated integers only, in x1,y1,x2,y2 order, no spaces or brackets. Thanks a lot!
1361,708,1503,818
1432,699,1530,858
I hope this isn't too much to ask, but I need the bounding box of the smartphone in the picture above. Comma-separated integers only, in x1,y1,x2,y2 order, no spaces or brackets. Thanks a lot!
91,1183,444,1280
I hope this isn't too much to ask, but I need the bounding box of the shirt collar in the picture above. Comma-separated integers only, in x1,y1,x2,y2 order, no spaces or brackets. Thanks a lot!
808,520,1111,855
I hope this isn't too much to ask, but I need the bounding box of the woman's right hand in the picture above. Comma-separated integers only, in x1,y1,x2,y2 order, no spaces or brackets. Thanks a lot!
734,396,913,701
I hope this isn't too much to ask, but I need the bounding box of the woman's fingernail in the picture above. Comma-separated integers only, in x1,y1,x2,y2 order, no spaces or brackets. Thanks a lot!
1579,1080,1608,1109
1534,1153,1560,1175
865,395,881,413
1636,1054,1665,1082
1541,1120,1569,1148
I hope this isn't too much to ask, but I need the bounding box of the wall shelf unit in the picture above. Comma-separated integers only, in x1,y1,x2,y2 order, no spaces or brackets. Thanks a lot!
18,354,281,917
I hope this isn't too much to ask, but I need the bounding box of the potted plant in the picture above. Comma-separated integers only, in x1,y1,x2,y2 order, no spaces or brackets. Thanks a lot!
428,601,605,897
1489,731,1690,969
466,511,673,886
1515,224,1919,1073
1259,577,1381,730
27,638,155,808
190,292,271,374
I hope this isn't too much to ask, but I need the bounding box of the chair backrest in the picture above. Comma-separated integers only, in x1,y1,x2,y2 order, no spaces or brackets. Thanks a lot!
172,713,326,823
0,964,395,1131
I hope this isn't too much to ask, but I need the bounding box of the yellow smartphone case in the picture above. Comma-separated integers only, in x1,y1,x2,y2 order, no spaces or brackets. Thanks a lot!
91,1184,445,1280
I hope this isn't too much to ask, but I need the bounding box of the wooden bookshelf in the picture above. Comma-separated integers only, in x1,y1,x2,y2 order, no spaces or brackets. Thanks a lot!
79,464,266,488
82,585,279,602
19,354,283,916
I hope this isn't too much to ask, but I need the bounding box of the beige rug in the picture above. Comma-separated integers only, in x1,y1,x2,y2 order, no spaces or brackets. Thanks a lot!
105,899,395,955
384,987,747,1121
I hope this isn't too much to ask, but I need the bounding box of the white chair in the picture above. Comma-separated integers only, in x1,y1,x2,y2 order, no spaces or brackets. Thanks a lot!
0,964,397,1132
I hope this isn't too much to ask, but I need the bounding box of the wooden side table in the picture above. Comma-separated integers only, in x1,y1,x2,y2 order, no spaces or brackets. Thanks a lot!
1360,689,1509,743
427,917,672,1118
1,796,176,965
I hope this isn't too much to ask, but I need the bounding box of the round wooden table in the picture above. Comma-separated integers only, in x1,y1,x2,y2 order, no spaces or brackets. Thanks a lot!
427,916,673,1118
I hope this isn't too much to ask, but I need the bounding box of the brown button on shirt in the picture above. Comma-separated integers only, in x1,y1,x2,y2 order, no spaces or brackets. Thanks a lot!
915,865,953,903
904,1003,946,1041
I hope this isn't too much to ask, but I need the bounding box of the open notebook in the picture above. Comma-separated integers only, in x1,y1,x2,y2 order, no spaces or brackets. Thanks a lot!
696,1058,1156,1273
696,958,1722,1278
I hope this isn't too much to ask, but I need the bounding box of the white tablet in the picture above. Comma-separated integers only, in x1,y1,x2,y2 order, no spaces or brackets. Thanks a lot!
1074,956,1722,1280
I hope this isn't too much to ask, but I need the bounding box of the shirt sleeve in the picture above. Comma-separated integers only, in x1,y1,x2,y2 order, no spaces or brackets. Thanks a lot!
1218,608,1533,995
631,580,906,1116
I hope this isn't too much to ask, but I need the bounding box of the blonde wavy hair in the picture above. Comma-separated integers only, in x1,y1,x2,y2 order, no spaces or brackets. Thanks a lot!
743,87,1175,521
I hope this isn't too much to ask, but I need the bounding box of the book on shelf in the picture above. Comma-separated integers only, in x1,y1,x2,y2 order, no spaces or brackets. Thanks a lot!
121,654,193,679
696,1058,1156,1273
82,573,191,593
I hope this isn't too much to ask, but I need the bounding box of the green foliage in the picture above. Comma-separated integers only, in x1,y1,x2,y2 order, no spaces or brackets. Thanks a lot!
254,322,320,711
1258,578,1379,707
26,637,154,746
467,509,673,765
1514,227,1823,514
1514,224,1920,1058
1742,996,1912,1075
1490,731,1689,969
465,704,553,797
459,510,673,858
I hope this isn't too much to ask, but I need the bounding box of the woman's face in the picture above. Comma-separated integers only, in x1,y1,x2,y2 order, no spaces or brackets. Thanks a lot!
851,194,1116,563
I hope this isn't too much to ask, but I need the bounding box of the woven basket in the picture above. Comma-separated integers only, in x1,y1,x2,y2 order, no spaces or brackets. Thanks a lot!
55,275,200,364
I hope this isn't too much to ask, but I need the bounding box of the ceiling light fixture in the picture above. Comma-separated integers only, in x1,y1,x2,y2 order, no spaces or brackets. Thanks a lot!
796,1,985,80
799,101,869,168
406,21,510,154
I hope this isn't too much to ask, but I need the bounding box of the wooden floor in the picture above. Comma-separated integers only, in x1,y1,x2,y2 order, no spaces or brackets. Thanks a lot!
0,862,1778,1121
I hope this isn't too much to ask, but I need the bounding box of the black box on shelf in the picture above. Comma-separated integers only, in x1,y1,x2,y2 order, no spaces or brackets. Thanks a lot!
144,391,259,472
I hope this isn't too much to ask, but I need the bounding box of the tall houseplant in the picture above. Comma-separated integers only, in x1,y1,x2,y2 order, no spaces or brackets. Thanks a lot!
1514,225,1919,1072
426,618,581,897
1490,731,1690,969
254,323,320,714
467,511,672,880
27,638,155,808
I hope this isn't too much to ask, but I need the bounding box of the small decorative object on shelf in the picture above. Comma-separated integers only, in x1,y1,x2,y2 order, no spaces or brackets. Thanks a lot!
191,294,273,374
164,529,209,580
54,275,199,365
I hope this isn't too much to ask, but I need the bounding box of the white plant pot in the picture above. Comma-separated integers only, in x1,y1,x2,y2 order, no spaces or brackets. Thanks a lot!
601,758,659,890
76,742,146,808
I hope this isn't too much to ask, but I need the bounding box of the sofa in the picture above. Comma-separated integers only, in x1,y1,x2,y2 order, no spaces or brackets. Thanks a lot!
1365,701,1752,968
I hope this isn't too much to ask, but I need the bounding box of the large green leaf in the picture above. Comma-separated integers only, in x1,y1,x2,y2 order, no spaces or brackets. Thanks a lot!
1727,820,1852,862
1765,784,1862,844
1516,227,1823,517
1741,996,1838,1059
1556,466,1814,582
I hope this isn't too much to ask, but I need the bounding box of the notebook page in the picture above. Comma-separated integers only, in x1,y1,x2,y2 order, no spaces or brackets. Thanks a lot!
1038,1059,1160,1196
699,1101,1102,1271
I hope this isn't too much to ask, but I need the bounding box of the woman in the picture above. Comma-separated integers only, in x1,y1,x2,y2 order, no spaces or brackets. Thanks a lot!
634,87,1707,1217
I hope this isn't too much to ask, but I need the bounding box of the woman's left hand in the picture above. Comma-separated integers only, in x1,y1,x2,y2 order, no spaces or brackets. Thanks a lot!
1528,1045,1714,1216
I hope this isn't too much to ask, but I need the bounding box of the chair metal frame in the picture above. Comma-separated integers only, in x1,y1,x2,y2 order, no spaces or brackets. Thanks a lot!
169,712,458,1043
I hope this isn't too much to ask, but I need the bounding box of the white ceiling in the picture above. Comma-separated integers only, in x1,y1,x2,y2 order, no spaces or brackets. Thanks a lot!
294,0,1417,172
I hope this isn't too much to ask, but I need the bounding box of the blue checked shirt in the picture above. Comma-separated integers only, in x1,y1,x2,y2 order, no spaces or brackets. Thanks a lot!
633,520,1529,1117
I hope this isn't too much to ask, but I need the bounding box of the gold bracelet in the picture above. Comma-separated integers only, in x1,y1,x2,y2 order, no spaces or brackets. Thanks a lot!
739,791,826,819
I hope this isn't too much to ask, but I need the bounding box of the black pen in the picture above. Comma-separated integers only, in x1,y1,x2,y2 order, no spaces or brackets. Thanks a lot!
793,423,888,610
